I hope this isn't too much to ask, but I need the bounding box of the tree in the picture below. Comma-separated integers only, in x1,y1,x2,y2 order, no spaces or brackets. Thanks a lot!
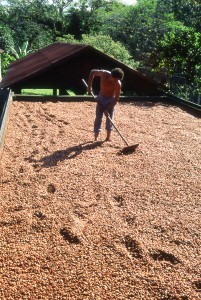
0,3,15,50
57,33,138,68
124,0,162,62
1,52,15,76
99,0,131,45
157,25,201,81
161,0,201,33
67,0,121,39
0,25,15,51
3,0,53,49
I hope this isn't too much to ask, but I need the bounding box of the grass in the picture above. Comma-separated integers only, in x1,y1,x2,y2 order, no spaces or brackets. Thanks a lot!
22,89,54,95
22,89,76,96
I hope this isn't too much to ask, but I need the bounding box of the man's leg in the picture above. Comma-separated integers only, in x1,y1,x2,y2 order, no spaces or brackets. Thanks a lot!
94,132,99,141
105,108,114,141
94,103,103,141
106,130,111,141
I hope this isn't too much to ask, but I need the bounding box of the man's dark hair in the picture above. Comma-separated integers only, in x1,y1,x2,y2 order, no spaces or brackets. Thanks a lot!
111,68,124,80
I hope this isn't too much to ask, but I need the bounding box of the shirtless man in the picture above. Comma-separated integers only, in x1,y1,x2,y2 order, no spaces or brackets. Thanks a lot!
87,68,124,141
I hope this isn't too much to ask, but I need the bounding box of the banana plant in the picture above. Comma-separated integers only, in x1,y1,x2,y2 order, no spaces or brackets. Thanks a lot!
10,41,32,59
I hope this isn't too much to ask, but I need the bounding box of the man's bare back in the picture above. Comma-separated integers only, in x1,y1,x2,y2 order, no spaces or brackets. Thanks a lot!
99,71,121,97
88,69,122,102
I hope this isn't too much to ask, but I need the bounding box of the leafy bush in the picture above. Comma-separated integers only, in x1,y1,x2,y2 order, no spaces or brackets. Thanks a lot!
57,34,139,68
1,52,15,76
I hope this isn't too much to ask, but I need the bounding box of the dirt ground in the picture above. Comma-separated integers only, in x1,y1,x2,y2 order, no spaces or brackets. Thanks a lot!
0,99,200,300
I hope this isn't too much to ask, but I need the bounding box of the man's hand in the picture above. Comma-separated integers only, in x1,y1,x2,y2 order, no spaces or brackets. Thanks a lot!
87,87,92,95
104,110,109,117
106,101,116,112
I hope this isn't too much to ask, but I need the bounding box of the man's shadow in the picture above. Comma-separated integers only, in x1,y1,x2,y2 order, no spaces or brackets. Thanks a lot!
25,141,104,168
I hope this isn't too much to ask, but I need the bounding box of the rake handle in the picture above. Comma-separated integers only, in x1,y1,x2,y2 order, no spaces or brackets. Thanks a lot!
106,115,129,146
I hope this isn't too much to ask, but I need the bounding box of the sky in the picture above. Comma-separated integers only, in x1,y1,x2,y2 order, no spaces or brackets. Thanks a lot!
1,0,137,6
121,0,137,5
47,0,137,5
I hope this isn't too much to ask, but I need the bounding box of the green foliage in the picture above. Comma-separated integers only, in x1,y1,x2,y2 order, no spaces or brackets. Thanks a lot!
158,26,201,80
99,1,131,44
83,34,139,68
1,52,15,76
3,0,54,49
0,0,200,101
57,33,139,68
163,0,201,32
123,0,177,64
66,0,119,39
0,25,15,51
57,34,78,43
10,41,33,59
157,25,201,99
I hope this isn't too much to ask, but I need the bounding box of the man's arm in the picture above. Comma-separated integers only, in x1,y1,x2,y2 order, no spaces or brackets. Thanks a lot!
87,70,105,111
114,80,122,104
87,69,103,95
105,80,121,112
